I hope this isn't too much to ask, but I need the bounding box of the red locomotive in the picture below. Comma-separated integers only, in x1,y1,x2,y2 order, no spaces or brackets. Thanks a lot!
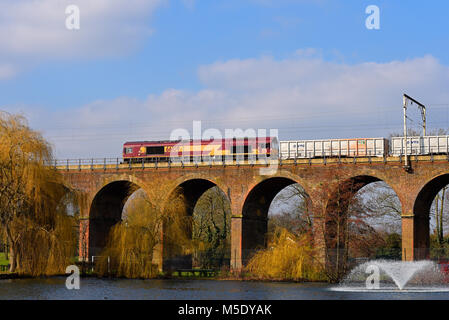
123,137,278,163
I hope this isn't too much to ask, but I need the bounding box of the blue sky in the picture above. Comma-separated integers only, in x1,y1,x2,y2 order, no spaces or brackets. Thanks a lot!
1,0,448,158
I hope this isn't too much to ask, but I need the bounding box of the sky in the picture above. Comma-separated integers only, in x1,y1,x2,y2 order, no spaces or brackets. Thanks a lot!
1,0,449,158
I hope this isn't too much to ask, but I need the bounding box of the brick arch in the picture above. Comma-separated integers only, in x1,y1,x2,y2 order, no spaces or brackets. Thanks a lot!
243,170,314,204
324,175,380,254
162,173,229,212
54,184,82,219
326,175,382,210
162,177,231,270
47,181,77,208
414,173,449,217
164,178,226,216
88,179,147,259
323,174,403,270
89,174,149,204
240,175,311,264
410,173,449,259
325,174,402,214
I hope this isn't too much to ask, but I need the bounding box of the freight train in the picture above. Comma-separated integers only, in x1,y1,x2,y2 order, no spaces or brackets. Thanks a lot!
279,136,449,159
123,135,449,163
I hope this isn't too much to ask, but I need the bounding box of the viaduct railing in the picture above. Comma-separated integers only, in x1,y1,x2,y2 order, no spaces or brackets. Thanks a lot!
51,154,449,171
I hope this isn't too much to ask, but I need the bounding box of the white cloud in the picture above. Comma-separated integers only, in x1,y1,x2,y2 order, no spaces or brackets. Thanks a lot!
197,54,449,120
8,52,449,158
0,0,163,78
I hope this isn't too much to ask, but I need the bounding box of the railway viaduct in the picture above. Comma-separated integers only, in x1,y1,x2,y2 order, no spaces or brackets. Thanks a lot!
58,155,449,271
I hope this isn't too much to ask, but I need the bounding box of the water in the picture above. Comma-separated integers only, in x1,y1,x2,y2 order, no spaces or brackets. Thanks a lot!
1,277,449,299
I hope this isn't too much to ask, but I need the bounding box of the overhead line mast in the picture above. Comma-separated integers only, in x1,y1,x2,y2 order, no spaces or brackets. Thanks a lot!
403,93,426,171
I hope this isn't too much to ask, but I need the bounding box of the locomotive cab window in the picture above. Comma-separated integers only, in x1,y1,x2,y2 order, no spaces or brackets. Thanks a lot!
125,147,133,154
146,146,165,155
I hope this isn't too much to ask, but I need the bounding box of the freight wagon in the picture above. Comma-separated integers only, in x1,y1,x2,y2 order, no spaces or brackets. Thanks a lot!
390,136,449,156
279,138,389,159
123,137,278,163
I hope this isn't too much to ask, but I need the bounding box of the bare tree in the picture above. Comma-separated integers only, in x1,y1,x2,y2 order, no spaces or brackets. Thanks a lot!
351,182,402,234
268,184,313,236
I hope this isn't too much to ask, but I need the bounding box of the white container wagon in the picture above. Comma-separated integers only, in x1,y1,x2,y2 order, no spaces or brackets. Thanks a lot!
280,138,389,159
390,136,449,156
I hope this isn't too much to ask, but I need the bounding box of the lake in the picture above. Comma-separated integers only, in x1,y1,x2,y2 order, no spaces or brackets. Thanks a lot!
0,277,448,300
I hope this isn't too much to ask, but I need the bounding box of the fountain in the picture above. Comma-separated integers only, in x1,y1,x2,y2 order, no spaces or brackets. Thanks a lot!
332,259,449,292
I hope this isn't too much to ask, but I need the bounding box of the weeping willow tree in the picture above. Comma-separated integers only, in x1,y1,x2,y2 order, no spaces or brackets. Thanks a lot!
245,228,324,281
0,112,76,275
97,189,192,278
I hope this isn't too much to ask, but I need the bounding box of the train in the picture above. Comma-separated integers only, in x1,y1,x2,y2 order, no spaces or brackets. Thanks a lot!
123,137,278,163
279,138,388,159
123,135,449,162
